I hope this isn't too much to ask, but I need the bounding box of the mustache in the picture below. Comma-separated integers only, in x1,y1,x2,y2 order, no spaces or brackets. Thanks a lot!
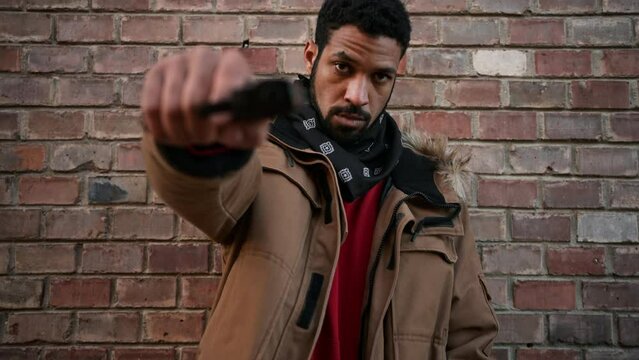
326,104,371,123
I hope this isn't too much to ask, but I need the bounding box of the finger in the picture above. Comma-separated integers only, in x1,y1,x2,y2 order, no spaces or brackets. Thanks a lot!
160,55,189,146
210,49,253,106
182,47,220,144
141,63,167,141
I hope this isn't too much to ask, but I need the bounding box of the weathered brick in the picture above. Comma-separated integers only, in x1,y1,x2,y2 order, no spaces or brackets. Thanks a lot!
482,245,543,275
56,78,115,106
121,77,143,106
461,144,505,174
441,18,499,45
572,81,630,109
115,143,145,171
538,0,597,13
443,80,500,108
112,208,174,239
602,50,639,76
0,0,22,9
0,278,43,309
92,110,142,140
470,0,530,13
25,110,86,140
57,15,114,43
217,0,271,11
181,277,219,308
93,46,154,74
178,218,208,240
0,76,51,105
509,145,571,174
121,15,179,43
50,144,111,172
514,281,575,310
92,0,150,11
570,18,634,46
495,314,544,343
509,81,566,108
43,348,108,360
26,0,88,9
18,176,80,205
0,112,19,139
82,244,144,274
511,212,572,242
585,349,639,360
77,312,140,342
88,176,146,204
49,278,111,308
576,147,637,176
517,348,580,360
4,313,72,343
143,311,205,342
280,47,306,74
493,348,509,360
388,79,435,108
535,50,592,77
183,16,243,44
618,315,639,346
147,243,209,273
26,46,89,73
0,244,9,272
413,112,471,139
543,180,602,208
604,0,639,12
544,112,602,140
578,212,638,243
472,49,528,76
15,244,75,274
247,16,308,44
279,0,323,11
612,246,639,276
483,277,507,307
408,49,471,76
115,277,176,307
0,46,20,72
549,314,612,345
0,144,46,172
0,348,39,360
508,18,565,45
478,178,537,208
45,209,107,239
469,210,507,241
478,112,537,140
113,348,175,360
236,47,278,74
583,282,639,309
609,113,639,142
547,246,606,275
156,0,211,11
409,17,439,45
0,209,40,240
0,13,51,42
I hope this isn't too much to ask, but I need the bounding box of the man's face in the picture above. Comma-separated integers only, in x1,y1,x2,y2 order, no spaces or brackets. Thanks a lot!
304,25,402,143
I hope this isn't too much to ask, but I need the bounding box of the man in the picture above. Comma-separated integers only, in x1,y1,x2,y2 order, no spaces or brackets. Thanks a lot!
141,0,498,359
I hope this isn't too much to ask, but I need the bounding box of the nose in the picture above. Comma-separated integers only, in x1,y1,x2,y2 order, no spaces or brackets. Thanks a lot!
344,76,369,107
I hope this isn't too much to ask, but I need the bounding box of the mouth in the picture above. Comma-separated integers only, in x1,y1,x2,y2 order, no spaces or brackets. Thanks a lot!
333,113,367,129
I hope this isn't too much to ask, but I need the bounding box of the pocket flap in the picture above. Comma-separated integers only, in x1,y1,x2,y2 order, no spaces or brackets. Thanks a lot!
400,235,458,263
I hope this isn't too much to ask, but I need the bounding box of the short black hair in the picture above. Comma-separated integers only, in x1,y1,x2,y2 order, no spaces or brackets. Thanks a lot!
315,0,412,56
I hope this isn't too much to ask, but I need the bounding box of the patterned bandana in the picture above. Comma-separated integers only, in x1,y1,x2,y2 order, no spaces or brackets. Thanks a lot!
270,78,403,202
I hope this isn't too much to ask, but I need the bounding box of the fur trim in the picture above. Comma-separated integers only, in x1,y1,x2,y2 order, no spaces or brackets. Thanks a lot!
400,117,471,201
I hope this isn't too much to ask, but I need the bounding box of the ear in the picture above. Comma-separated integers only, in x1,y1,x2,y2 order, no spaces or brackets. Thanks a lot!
303,40,319,74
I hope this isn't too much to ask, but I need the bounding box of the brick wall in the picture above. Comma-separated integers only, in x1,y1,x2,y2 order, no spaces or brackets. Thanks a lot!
0,1,638,359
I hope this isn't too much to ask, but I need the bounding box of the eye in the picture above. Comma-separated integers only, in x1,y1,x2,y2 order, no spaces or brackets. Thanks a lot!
373,72,392,84
334,62,350,74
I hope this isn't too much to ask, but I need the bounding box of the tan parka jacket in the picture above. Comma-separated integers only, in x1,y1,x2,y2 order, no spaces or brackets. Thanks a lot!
142,123,499,360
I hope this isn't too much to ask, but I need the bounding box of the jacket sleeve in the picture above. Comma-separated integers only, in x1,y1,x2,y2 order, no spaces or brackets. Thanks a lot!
446,204,499,359
141,134,261,243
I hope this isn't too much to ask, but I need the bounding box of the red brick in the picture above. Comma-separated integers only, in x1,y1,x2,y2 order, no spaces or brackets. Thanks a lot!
0,278,43,309
156,0,211,11
0,0,22,9
511,212,572,242
180,347,199,360
388,79,435,108
115,277,176,307
414,112,472,139
0,244,9,272
517,348,580,360
482,277,507,307
543,180,602,208
121,16,179,43
236,48,278,75
572,81,630,109
0,144,46,172
583,282,639,310
0,209,40,240
611,181,639,209
495,314,544,343
602,50,639,76
50,143,111,171
0,76,51,105
478,178,537,208
543,112,602,140
478,112,537,140
514,281,576,310
469,210,507,241
280,47,306,74
0,46,20,72
43,348,108,360
618,315,639,346
45,209,107,239
547,247,606,275
404,0,467,12
538,0,597,13
181,277,219,308
0,13,51,42
19,176,80,205
408,49,471,76
4,313,72,343
509,81,566,108
550,314,612,345
114,142,145,171
441,18,499,45
571,18,634,46
15,244,75,274
81,244,144,274
121,77,143,106
112,208,174,240
49,278,111,308
0,177,11,205
508,18,565,45
0,111,19,139
92,0,150,11
27,45,89,72
93,46,154,74
56,78,115,106
179,218,208,240
576,147,637,176
26,0,88,9
143,311,205,342
482,245,543,275
410,17,439,45
217,0,271,11
609,113,639,142
535,50,592,77
183,15,243,44
88,176,147,204
604,0,639,12
77,312,140,342
509,145,571,174
147,243,209,273
57,15,114,43
459,144,505,174
25,110,86,139
443,80,500,108
113,348,175,360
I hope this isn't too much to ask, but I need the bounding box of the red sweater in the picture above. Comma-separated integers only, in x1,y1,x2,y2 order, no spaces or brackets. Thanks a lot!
311,182,384,360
